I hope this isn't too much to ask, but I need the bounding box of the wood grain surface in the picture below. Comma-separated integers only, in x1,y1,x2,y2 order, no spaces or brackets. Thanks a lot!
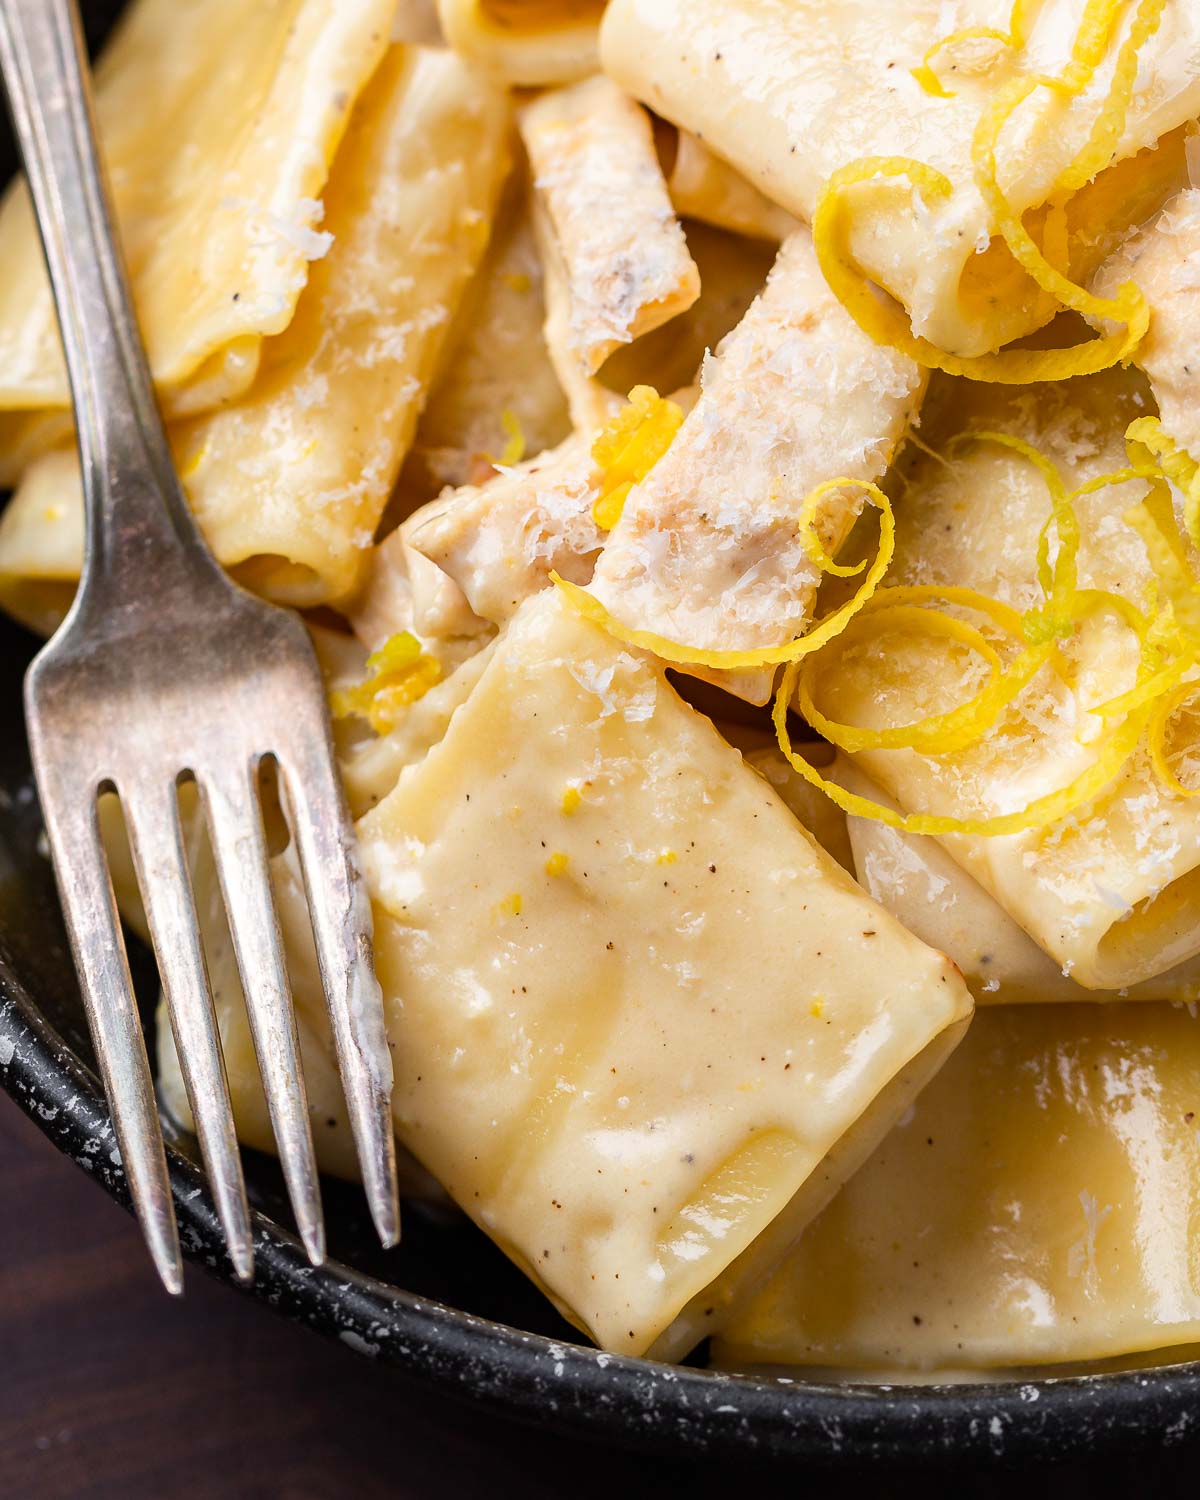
2,1092,1194,1500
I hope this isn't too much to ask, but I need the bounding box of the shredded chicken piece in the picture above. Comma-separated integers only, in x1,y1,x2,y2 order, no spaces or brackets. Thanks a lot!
587,229,923,700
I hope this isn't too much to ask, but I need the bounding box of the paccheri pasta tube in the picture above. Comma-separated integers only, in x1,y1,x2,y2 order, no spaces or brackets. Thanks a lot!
0,45,512,619
668,131,800,245
834,755,1200,1005
404,227,774,630
802,364,1200,991
714,1003,1200,1374
600,0,1199,363
1092,187,1200,535
0,0,396,475
356,590,972,1357
520,76,700,378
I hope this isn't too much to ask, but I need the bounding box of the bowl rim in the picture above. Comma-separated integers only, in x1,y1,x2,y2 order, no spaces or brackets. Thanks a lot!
5,952,1200,1466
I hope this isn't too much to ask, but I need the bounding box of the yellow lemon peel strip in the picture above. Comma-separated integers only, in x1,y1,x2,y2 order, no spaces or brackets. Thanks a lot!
1123,491,1200,634
788,434,1196,833
794,428,1080,760
590,385,683,531
910,0,1043,98
849,581,1028,640
330,630,442,735
774,656,1153,837
784,416,1200,832
946,429,1082,640
1054,0,1168,195
1126,415,1200,552
798,599,1053,756
797,477,871,577
970,81,1149,374
1091,649,1194,723
1051,0,1128,94
555,480,894,669
967,0,1162,358
911,28,1019,99
1071,584,1154,644
498,409,526,467
812,156,1146,383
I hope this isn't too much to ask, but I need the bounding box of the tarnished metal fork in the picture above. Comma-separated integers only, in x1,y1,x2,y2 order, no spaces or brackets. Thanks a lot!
0,0,399,1291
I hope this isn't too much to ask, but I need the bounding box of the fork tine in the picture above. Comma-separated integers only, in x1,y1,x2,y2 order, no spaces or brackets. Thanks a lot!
121,780,254,1282
37,784,183,1294
200,760,325,1265
278,741,401,1249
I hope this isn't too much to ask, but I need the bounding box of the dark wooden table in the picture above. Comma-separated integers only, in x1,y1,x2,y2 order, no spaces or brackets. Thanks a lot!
5,1092,1197,1500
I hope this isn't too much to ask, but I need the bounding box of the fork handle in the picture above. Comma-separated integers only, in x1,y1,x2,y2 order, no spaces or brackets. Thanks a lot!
0,0,216,617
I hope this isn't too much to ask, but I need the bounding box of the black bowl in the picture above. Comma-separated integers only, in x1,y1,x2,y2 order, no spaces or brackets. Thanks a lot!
5,5,1200,1469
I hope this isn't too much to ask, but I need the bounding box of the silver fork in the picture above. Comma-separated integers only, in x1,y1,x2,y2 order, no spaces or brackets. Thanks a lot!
0,0,400,1291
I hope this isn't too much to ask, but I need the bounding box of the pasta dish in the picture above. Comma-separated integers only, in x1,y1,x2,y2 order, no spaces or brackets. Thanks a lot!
5,0,1200,1379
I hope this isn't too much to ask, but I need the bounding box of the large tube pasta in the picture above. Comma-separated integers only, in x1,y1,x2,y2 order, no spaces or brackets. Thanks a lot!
531,194,622,436
0,446,80,634
835,757,1200,1006
734,738,856,876
338,645,497,819
0,46,512,613
714,1004,1200,1374
600,0,1200,357
531,200,773,438
520,76,700,378
159,681,853,1201
599,221,776,401
668,132,799,245
0,0,395,472
391,0,444,44
1093,188,1200,464
345,525,494,669
587,229,923,699
356,588,971,1358
816,365,1200,990
436,0,605,85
